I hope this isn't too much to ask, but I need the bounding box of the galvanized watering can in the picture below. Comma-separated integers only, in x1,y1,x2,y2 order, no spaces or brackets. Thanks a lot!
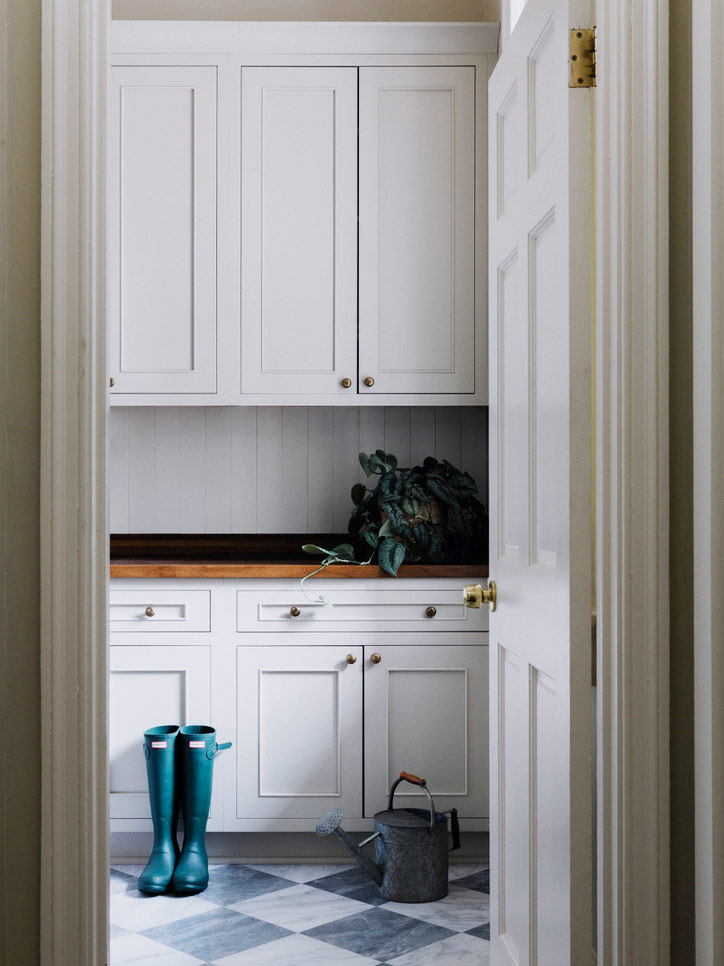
316,771,461,902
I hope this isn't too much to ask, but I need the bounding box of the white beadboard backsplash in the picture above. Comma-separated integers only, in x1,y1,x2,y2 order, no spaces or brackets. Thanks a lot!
109,407,488,534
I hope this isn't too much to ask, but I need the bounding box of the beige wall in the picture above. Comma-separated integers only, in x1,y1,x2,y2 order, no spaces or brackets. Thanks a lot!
113,0,501,21
0,0,41,961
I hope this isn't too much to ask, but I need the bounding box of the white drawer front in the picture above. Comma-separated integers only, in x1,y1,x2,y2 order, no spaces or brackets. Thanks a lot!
237,589,488,633
109,589,211,633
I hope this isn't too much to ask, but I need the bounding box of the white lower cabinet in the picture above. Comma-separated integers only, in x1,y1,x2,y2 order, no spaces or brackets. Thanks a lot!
109,644,221,828
363,645,488,818
234,646,363,820
109,579,489,833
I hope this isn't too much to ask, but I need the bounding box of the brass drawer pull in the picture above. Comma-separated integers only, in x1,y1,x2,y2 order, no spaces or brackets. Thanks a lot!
346,654,357,664
341,377,352,388
290,606,301,617
145,606,155,617
370,652,382,664
425,606,437,618
364,376,375,387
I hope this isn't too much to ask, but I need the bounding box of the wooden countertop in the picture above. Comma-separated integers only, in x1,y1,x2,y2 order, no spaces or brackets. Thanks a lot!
110,534,489,580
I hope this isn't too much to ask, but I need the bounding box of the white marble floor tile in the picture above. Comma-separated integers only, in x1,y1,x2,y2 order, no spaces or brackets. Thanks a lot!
211,932,380,966
245,863,355,883
110,889,219,933
382,885,490,932
448,863,488,881
110,931,205,965
229,883,370,932
387,931,490,966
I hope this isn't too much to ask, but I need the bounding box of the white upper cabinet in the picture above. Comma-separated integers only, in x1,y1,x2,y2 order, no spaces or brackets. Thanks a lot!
108,24,495,405
240,68,358,396
359,67,476,395
109,66,218,394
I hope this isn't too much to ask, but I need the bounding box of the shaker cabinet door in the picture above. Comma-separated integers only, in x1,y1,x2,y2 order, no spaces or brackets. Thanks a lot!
363,644,488,818
359,67,476,395
235,646,363,819
240,68,358,396
109,66,218,395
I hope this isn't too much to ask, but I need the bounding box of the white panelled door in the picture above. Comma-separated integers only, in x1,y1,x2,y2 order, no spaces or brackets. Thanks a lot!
359,67,476,395
240,68,358,396
488,1,593,963
109,66,218,394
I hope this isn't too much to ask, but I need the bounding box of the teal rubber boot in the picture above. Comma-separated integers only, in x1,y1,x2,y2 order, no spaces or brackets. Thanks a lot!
138,725,181,895
172,726,231,895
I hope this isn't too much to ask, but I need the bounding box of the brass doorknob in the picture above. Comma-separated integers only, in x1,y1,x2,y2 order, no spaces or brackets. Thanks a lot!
363,376,375,387
463,582,497,613
145,606,155,617
340,377,352,388
346,653,357,664
370,652,382,664
290,606,301,617
425,606,437,618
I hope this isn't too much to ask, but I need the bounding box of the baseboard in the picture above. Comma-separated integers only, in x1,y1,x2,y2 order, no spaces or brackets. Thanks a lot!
111,831,490,865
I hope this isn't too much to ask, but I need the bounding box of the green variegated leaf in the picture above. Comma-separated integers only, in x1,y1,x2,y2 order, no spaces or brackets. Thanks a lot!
363,529,379,548
331,543,356,561
378,519,395,538
351,482,366,506
378,537,406,575
302,544,331,556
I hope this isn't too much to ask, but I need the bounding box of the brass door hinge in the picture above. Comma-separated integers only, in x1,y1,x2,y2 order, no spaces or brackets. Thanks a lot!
570,28,596,87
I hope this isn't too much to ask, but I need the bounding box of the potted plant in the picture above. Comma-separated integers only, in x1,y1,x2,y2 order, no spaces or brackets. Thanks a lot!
303,451,487,583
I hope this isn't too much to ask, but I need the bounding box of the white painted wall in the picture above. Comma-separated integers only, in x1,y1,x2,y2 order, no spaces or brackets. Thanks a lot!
109,406,488,533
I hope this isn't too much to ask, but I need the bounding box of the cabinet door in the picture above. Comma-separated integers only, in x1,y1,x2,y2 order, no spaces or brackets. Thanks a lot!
109,645,213,821
359,67,476,395
364,644,488,817
240,68,358,396
109,66,217,394
236,646,362,819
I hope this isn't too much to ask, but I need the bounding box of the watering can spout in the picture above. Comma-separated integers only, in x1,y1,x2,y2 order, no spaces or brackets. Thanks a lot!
315,809,384,887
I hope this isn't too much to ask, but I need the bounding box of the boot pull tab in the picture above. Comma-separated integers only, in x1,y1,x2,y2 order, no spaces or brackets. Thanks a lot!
206,740,232,760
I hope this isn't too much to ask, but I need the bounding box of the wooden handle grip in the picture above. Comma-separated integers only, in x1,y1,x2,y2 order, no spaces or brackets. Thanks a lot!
399,771,426,786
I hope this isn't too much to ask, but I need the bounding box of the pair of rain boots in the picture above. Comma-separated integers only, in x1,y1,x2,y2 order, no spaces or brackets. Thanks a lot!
138,725,231,896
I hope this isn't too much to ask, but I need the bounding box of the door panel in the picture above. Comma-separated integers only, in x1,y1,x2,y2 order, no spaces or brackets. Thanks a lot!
240,68,357,396
235,646,363,819
109,645,212,820
359,67,476,395
363,645,488,817
109,66,217,394
488,0,593,962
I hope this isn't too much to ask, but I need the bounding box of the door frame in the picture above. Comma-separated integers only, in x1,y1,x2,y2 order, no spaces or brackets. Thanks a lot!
692,0,724,960
39,4,670,964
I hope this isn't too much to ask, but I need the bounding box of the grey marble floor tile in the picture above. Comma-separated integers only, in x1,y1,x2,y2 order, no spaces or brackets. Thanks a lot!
310,866,387,906
110,931,205,965
141,907,291,961
203,864,295,905
211,932,381,965
467,921,490,940
454,867,490,894
303,907,455,962
110,868,139,896
109,923,129,939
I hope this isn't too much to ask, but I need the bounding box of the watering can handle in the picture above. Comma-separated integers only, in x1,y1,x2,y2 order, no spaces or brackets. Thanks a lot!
388,772,436,830
450,808,461,852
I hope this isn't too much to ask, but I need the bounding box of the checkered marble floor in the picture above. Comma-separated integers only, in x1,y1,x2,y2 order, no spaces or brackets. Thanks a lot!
110,862,490,965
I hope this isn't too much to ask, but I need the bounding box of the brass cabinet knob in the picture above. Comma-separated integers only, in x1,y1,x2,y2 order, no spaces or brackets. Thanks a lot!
145,606,155,617
425,606,437,618
463,581,497,613
363,376,375,387
370,652,382,664
109,377,115,387
346,653,357,664
290,606,301,617
340,377,352,388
